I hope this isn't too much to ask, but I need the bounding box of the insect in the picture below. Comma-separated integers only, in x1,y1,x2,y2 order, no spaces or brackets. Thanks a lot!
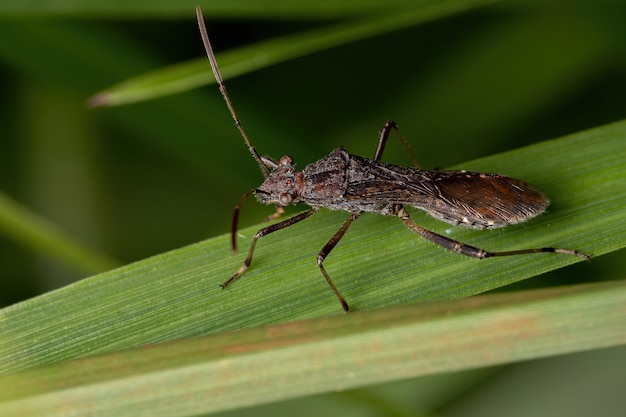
195,6,590,313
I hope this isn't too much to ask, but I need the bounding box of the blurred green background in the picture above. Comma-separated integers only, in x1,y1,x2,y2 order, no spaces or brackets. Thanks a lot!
0,0,624,415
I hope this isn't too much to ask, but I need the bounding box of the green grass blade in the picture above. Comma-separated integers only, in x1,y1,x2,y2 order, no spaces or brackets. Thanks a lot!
1,281,624,417
0,192,120,275
90,0,497,107
1,120,624,375
0,0,496,18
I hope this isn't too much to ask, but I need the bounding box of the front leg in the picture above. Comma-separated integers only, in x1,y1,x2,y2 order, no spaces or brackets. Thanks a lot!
223,207,319,288
230,155,282,252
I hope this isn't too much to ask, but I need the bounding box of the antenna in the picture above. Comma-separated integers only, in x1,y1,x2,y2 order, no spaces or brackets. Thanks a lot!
195,5,271,179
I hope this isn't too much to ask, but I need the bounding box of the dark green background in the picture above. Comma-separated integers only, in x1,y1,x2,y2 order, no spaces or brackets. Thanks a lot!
1,1,625,416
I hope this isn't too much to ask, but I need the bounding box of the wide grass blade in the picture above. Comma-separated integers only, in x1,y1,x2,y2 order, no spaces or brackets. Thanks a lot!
1,281,624,417
1,120,624,376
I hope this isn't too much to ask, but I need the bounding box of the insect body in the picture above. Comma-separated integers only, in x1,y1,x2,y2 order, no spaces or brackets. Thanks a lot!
196,7,589,313
257,145,549,227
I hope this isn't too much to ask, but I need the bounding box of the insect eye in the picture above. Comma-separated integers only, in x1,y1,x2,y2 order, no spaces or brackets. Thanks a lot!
278,193,293,206
279,155,293,166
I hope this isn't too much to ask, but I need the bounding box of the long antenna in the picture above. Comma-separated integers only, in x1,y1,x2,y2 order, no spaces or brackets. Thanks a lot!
195,5,270,179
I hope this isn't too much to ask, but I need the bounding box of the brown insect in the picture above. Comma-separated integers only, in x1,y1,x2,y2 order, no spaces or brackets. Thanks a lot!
196,6,590,313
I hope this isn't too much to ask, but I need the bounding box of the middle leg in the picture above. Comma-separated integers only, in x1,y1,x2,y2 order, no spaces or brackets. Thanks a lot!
317,212,361,313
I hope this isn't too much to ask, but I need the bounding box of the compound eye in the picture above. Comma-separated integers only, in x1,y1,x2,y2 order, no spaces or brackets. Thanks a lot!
278,192,293,206
279,155,293,166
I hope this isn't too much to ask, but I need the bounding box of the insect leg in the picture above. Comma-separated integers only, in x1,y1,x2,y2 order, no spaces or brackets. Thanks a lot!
231,155,286,252
397,207,590,260
373,120,396,161
231,190,286,253
223,207,319,288
264,205,286,222
317,212,361,313
373,120,421,167
231,189,255,252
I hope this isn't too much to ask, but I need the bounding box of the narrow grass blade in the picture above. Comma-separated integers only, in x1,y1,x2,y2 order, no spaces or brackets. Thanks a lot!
0,0,497,18
90,0,498,107
0,192,120,275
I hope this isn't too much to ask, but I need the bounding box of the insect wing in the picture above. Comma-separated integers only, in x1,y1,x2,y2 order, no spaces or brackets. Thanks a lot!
419,171,550,229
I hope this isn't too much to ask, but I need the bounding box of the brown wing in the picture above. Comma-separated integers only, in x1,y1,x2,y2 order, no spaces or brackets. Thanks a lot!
408,171,550,229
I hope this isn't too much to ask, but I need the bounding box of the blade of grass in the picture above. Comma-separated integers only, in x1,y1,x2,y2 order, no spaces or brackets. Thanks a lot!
0,120,624,375
1,281,624,417
90,0,498,107
0,0,496,18
0,192,120,275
